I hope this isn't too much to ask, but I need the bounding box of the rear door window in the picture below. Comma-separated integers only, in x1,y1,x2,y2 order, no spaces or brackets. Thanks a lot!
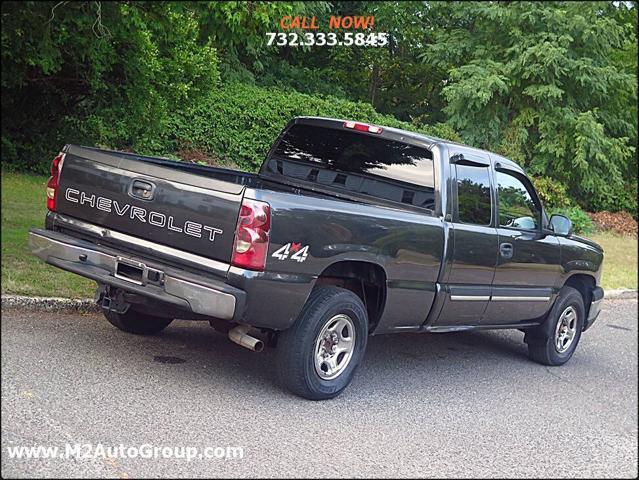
455,164,492,225
264,123,435,210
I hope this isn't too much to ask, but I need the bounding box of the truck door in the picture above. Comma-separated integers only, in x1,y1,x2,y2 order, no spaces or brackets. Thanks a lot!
434,150,499,328
483,161,561,325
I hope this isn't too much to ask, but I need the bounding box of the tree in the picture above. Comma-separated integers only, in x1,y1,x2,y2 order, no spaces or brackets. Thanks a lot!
1,1,219,170
422,1,637,212
251,1,637,212
2,1,636,215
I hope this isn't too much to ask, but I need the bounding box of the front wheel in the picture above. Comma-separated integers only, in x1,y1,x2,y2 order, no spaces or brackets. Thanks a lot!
276,286,368,400
525,286,585,366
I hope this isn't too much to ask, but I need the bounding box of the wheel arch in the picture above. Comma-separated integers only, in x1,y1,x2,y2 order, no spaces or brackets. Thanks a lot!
562,273,596,317
313,260,387,333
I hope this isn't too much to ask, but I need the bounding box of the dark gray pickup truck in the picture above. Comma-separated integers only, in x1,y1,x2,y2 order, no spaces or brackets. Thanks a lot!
30,116,604,399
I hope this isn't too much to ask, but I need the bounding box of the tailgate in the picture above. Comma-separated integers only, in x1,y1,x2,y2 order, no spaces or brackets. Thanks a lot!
56,145,243,265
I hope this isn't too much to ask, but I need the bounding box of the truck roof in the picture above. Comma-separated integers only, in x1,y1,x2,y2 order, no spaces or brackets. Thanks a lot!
294,116,524,174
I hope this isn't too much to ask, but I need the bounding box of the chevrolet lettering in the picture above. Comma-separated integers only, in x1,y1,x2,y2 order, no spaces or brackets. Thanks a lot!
64,188,223,241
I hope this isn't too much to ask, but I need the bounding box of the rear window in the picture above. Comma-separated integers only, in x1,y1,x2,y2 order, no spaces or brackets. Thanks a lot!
263,123,435,210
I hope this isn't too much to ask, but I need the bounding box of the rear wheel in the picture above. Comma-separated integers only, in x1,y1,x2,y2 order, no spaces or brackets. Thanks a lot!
104,309,173,335
276,286,368,400
525,286,584,366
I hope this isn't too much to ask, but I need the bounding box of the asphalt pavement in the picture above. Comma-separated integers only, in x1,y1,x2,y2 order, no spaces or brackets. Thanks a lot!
1,299,637,478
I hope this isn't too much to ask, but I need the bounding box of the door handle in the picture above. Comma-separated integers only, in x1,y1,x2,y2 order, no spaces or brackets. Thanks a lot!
499,242,513,258
129,179,155,200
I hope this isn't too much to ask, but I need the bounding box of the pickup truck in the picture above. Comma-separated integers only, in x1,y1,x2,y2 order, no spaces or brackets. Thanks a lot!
29,116,604,400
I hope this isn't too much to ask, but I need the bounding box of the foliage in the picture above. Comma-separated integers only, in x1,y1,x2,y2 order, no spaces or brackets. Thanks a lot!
548,206,594,235
531,176,573,210
261,1,450,124
260,2,638,213
160,82,460,172
1,1,637,216
195,1,330,76
1,1,219,172
420,1,637,213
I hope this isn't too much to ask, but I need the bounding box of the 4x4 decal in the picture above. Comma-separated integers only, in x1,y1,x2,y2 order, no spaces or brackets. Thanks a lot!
272,242,309,263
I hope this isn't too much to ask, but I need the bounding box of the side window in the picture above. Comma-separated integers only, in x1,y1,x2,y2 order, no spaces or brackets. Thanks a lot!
496,170,540,230
455,164,492,225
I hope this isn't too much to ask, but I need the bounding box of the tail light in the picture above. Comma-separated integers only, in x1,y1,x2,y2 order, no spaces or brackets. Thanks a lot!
46,152,66,212
231,198,271,271
343,121,383,134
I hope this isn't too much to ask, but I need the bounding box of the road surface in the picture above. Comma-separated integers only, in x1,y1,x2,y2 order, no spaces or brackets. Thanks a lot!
2,299,637,478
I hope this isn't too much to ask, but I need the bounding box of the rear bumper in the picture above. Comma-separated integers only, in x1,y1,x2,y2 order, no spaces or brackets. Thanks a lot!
583,286,604,331
29,228,244,321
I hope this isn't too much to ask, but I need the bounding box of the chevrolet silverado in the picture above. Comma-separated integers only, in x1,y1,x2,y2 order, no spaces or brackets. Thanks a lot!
29,117,604,400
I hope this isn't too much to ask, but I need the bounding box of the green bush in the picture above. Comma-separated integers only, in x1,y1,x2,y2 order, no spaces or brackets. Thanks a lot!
548,206,594,235
532,176,573,210
154,82,461,172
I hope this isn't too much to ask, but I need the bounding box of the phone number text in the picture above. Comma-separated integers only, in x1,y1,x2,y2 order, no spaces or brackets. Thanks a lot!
266,32,388,47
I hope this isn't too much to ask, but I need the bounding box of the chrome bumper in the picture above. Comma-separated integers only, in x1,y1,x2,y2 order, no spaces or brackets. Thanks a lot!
29,229,238,320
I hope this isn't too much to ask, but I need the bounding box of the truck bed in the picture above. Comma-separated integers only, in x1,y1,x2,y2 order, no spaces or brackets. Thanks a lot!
56,145,255,266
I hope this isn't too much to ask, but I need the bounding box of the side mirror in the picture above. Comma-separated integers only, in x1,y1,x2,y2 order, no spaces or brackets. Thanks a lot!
549,214,573,236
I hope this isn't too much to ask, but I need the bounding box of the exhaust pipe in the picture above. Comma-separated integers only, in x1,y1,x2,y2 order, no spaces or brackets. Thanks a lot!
228,325,264,352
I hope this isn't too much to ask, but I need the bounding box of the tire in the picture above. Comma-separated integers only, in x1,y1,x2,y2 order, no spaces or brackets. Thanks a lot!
525,286,585,366
103,308,173,335
276,286,368,400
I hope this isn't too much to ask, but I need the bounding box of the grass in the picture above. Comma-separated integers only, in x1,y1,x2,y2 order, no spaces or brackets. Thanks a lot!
1,172,637,297
589,231,638,290
1,172,95,298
